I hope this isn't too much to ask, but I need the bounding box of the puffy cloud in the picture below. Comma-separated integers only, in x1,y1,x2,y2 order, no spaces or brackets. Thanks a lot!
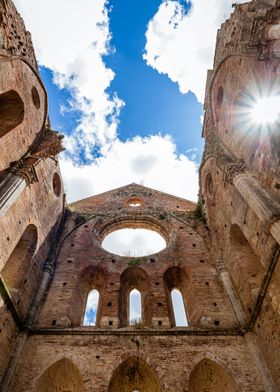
102,228,166,257
13,0,124,161
14,1,200,203
144,0,249,102
60,134,199,203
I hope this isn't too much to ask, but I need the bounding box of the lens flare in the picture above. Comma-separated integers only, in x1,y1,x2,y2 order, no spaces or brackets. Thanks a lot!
250,96,280,124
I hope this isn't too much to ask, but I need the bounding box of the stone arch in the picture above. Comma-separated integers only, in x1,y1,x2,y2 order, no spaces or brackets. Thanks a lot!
228,224,265,315
108,356,161,392
163,266,192,326
119,266,151,327
37,358,84,392
189,358,239,392
0,89,24,137
69,266,106,327
1,224,37,300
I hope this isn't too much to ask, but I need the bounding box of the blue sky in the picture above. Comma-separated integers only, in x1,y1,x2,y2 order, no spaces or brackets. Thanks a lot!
14,0,245,202
40,0,203,164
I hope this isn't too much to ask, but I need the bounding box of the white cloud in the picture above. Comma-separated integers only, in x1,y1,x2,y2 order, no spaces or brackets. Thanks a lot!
13,0,124,161
102,228,166,257
14,1,200,203
144,0,249,102
60,134,199,203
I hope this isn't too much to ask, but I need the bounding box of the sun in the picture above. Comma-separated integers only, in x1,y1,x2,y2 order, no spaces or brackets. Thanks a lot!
250,96,280,125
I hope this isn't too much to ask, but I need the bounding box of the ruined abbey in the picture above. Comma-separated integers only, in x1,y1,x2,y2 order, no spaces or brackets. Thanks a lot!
0,0,280,390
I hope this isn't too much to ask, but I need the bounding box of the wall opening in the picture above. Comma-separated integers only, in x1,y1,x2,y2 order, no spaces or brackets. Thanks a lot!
129,288,142,324
1,224,37,300
164,267,191,327
0,90,24,137
119,266,150,327
205,173,213,194
229,224,265,315
83,289,99,326
171,288,188,326
69,266,106,327
37,358,84,392
108,356,161,392
31,86,40,109
52,172,62,197
189,358,239,392
102,228,166,257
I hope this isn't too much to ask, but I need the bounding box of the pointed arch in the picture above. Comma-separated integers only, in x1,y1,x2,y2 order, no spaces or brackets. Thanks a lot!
129,288,142,324
229,224,265,315
37,358,84,392
1,224,38,299
119,266,150,327
189,358,239,392
163,267,190,327
69,266,106,327
83,288,100,326
108,356,161,392
170,288,188,326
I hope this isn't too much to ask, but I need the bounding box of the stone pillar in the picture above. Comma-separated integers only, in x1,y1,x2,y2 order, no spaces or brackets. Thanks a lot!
244,332,277,392
0,174,26,219
267,24,280,40
216,260,246,325
216,261,277,392
233,174,280,244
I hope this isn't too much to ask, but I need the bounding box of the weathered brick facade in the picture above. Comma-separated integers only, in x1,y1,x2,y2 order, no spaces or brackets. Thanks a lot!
0,0,280,390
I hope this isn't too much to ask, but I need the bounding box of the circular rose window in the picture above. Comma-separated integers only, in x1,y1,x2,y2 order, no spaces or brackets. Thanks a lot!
102,228,166,257
126,197,144,207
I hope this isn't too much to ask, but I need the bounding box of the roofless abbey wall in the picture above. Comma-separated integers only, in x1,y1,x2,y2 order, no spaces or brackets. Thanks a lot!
0,0,280,390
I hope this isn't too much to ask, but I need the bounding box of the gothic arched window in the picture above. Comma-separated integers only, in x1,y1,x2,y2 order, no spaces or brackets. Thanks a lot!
83,289,99,326
129,288,142,325
171,288,188,327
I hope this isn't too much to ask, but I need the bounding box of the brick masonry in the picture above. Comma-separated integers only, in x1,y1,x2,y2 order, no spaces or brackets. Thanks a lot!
0,0,280,391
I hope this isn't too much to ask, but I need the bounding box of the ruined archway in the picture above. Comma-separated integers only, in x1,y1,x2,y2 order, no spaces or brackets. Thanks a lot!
228,224,265,315
37,358,84,392
1,224,38,299
189,358,239,392
108,356,161,392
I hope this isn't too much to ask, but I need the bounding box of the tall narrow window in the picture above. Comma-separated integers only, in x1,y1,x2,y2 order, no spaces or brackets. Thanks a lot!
129,289,142,324
83,289,99,326
171,288,188,327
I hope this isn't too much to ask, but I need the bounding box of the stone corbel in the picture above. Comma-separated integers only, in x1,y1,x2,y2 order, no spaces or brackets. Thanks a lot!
10,157,38,185
223,159,246,184
31,123,65,161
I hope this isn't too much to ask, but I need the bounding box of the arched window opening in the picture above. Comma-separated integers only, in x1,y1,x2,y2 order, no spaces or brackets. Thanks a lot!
108,356,161,392
163,266,193,327
69,266,106,327
189,358,239,392
83,289,99,326
129,289,142,325
205,173,213,194
37,358,84,392
1,224,37,299
0,90,24,137
119,266,151,327
102,228,166,257
171,288,188,327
